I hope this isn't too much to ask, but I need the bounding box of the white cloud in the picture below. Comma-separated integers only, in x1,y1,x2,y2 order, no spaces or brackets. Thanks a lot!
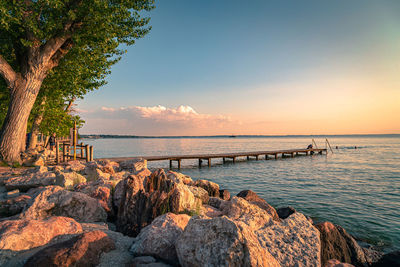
80,105,238,135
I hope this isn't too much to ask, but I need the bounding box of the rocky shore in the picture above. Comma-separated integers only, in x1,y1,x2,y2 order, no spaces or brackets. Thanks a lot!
0,155,398,267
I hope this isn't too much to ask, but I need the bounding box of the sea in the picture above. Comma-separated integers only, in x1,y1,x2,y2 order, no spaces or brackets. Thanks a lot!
83,135,400,252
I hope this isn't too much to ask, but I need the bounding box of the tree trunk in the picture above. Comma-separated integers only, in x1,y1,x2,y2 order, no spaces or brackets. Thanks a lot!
0,77,43,163
28,96,47,150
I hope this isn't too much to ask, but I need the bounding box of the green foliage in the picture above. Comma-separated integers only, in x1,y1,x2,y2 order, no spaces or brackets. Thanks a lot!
0,0,154,135
11,162,22,168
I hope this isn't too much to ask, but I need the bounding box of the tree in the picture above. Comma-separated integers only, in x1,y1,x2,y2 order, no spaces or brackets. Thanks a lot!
27,42,115,149
0,0,154,163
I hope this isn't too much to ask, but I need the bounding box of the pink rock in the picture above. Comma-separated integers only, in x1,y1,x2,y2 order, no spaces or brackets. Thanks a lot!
25,230,115,266
0,216,82,251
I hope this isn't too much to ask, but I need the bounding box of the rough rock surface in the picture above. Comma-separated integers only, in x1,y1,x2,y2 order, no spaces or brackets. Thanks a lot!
221,197,320,267
120,158,147,173
20,186,107,222
325,259,355,267
316,221,369,267
166,171,193,185
221,197,274,230
130,256,172,267
176,216,279,267
76,181,113,215
116,169,200,236
276,206,296,219
65,160,86,172
188,186,209,204
55,171,87,188
0,216,82,251
256,212,321,267
0,194,31,217
130,213,191,264
25,230,115,266
219,189,231,200
4,171,56,191
236,190,280,221
193,179,220,197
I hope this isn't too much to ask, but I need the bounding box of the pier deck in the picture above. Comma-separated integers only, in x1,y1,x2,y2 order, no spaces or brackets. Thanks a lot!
98,148,327,169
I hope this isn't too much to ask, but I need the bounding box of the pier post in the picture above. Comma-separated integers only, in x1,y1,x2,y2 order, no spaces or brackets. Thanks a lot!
291,152,294,158
223,157,225,163
233,157,236,163
274,154,278,160
199,159,202,168
85,145,90,162
169,160,172,169
208,158,211,167
265,155,268,160
89,146,93,161
256,155,259,160
178,159,181,169
80,143,84,159
247,156,250,160
56,141,59,164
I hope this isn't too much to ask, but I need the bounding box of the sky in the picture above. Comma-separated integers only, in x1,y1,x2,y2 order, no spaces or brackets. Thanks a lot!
77,0,400,136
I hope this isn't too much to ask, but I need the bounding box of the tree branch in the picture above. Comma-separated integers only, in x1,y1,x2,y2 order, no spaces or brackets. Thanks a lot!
0,55,18,90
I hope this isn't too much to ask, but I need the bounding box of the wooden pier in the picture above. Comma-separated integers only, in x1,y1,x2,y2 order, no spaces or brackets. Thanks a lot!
98,148,327,169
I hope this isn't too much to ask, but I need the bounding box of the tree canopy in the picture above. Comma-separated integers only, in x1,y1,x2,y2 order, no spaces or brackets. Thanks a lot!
0,0,154,162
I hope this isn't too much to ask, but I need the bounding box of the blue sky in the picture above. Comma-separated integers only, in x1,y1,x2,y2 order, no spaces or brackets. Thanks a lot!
78,0,400,135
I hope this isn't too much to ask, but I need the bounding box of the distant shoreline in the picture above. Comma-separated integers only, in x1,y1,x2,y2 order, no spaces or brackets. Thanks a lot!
80,133,400,139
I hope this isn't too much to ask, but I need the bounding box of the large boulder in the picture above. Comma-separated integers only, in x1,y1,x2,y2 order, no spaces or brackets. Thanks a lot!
20,186,107,222
0,216,82,251
221,196,274,230
188,186,209,204
97,160,120,174
116,169,201,237
316,221,369,267
256,212,321,267
175,216,279,267
119,158,147,173
130,213,191,264
65,160,87,172
193,179,219,197
4,171,56,191
76,182,113,215
166,171,193,185
236,190,280,221
55,171,87,188
222,197,320,267
25,230,115,266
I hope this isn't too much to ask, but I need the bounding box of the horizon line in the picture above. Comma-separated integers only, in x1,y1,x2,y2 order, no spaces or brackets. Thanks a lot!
80,133,400,139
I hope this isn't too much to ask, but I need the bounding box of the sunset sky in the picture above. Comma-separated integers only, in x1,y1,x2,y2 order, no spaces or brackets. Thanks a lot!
77,0,400,135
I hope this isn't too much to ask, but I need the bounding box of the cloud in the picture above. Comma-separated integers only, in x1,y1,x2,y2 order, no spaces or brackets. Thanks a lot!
80,105,238,135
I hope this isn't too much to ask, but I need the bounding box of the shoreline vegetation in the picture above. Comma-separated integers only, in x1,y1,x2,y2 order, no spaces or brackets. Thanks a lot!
0,147,398,266
81,134,400,139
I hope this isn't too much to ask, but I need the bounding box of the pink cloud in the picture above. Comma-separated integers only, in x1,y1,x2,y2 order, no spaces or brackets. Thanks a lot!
80,105,238,135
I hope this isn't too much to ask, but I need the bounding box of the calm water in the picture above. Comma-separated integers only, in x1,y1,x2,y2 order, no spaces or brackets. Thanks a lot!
84,135,400,252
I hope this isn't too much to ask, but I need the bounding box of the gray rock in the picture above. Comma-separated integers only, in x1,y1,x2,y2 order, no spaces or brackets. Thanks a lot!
4,172,56,192
20,186,107,222
119,158,147,172
188,186,209,204
175,216,279,267
55,171,86,188
130,213,191,264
